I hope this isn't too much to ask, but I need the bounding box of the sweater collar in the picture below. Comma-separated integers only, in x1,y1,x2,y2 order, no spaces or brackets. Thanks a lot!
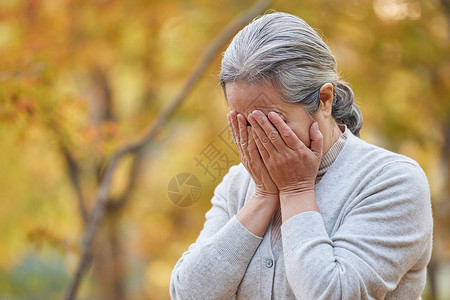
316,125,349,184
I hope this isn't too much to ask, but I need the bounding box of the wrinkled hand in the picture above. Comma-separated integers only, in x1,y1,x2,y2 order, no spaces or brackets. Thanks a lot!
247,110,323,195
227,111,279,198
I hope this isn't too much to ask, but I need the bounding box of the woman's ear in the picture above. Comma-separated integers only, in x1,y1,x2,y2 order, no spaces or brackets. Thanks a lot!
319,83,334,118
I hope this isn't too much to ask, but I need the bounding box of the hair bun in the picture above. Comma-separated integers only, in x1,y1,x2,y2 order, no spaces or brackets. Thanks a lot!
333,81,363,136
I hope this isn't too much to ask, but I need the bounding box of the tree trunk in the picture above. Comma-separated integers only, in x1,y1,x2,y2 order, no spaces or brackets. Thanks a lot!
92,211,125,300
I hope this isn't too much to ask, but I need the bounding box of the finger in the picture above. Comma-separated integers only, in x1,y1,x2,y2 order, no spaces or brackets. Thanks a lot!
237,113,249,149
227,112,238,147
229,111,243,155
248,110,280,153
267,111,304,150
227,113,236,147
252,127,270,161
309,122,323,158
246,126,260,161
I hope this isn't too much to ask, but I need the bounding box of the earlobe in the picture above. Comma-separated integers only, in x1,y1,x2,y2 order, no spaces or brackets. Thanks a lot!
319,83,334,118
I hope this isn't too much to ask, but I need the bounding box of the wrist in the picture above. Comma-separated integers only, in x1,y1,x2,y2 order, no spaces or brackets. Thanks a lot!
279,189,318,223
254,189,279,199
280,189,315,202
237,192,279,237
279,182,315,196
253,191,279,210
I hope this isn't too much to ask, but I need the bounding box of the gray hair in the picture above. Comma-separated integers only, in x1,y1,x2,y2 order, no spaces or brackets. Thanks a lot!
220,12,363,136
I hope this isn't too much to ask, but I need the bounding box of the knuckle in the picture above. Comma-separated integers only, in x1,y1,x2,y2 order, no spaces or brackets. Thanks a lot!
248,147,256,156
296,149,306,158
268,131,279,141
261,136,270,144
276,156,285,164
281,130,291,138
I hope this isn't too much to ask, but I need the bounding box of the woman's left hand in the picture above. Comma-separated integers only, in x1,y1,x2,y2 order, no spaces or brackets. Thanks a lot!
247,110,323,195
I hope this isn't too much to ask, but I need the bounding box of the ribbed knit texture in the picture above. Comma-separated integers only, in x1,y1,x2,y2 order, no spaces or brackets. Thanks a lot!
270,128,349,247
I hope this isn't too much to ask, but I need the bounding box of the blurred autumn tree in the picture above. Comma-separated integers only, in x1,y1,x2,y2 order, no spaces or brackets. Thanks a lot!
0,0,449,299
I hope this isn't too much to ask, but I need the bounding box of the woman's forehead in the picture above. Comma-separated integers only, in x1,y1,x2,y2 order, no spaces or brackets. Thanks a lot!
225,82,288,112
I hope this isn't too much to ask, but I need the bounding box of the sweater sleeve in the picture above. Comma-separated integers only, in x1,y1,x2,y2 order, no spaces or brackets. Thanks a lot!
170,164,262,300
281,161,433,300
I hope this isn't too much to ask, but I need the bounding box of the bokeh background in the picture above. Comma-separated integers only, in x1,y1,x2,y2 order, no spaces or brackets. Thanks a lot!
0,0,449,299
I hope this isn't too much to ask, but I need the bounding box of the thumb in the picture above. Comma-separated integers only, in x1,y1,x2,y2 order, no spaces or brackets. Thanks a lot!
309,122,323,158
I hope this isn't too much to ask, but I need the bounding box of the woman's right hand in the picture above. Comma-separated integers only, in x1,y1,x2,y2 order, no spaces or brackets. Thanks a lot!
228,111,279,198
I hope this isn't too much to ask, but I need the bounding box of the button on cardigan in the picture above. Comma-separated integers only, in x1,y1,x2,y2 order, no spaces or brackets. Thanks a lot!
170,130,433,300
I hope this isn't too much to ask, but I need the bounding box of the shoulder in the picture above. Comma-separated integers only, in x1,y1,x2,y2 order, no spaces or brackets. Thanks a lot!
341,133,432,227
342,132,426,181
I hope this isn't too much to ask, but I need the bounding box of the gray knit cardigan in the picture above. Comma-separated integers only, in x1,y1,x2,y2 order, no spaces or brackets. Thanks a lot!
170,131,433,300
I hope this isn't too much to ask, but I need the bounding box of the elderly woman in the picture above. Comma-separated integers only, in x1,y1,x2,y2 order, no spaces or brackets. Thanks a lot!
170,12,432,299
